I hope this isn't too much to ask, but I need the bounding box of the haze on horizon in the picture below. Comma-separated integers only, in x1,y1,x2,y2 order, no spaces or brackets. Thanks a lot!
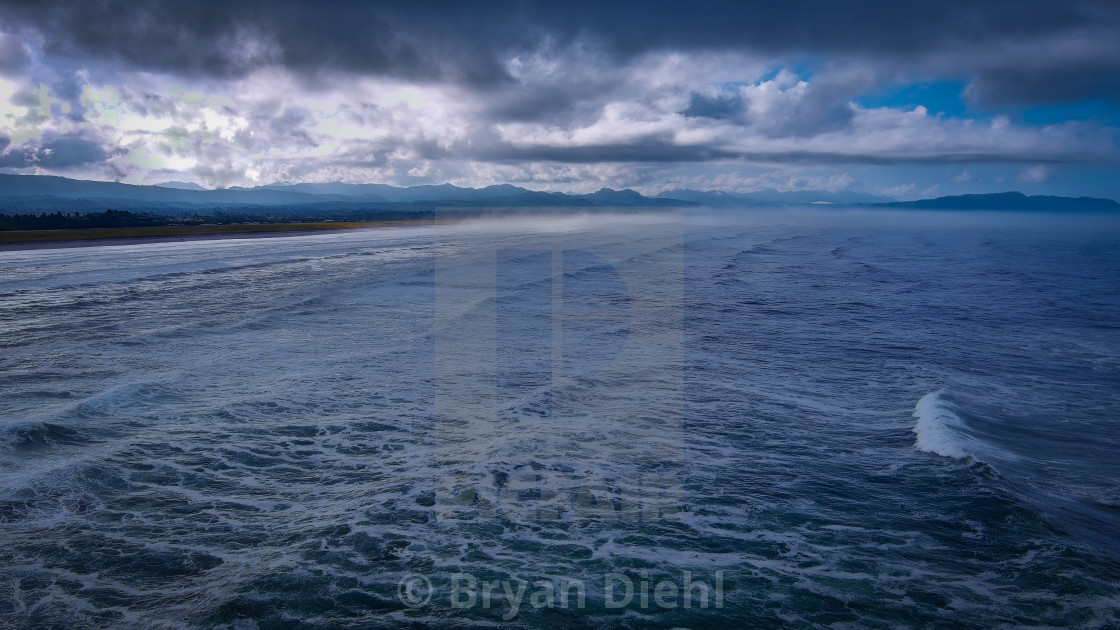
0,0,1118,200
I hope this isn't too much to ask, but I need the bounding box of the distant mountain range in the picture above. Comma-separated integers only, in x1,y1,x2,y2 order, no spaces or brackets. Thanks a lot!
0,174,1117,214
870,191,1120,212
0,174,688,213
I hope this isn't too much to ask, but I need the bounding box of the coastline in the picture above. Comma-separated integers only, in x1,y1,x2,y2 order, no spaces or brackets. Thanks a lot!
0,220,435,251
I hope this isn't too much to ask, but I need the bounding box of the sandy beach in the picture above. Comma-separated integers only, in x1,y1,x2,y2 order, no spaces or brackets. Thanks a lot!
0,220,436,251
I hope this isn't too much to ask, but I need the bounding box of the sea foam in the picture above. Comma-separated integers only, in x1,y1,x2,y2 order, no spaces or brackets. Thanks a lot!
912,391,972,459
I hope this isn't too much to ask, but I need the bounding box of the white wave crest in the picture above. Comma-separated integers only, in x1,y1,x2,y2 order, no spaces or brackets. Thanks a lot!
912,391,972,459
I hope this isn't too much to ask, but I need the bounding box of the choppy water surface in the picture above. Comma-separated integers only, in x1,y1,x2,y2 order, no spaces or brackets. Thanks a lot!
2,209,1119,628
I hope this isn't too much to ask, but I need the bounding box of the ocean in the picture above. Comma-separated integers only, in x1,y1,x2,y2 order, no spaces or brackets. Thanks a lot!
1,208,1119,628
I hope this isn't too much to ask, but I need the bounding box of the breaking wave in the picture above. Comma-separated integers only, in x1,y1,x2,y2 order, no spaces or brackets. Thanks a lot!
912,391,974,459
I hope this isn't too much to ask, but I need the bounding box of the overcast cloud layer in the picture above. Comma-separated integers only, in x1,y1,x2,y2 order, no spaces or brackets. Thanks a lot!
1,0,1118,198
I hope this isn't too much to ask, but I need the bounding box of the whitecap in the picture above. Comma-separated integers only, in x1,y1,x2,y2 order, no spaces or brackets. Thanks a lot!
912,391,973,459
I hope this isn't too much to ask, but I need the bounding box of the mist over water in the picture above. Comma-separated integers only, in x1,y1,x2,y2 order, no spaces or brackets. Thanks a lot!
2,209,1120,628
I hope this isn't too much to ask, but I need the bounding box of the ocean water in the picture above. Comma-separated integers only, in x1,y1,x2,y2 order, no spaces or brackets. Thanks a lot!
1,209,1119,628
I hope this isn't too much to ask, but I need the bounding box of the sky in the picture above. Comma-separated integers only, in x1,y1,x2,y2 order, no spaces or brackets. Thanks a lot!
0,0,1118,199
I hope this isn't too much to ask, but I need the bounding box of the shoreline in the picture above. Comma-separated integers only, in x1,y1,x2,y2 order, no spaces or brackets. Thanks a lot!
0,220,436,251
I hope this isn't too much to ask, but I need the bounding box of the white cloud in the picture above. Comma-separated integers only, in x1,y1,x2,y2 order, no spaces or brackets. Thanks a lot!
1017,165,1053,183
881,183,916,197
659,170,856,194
1,46,1116,191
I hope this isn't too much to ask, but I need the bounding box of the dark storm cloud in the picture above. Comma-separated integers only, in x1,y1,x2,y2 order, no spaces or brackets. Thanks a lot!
967,65,1120,107
0,32,30,76
682,80,860,138
0,0,517,85
484,82,615,124
235,104,318,151
1,0,1118,103
484,142,745,164
0,133,121,168
683,93,743,121
484,144,1084,166
2,0,1116,186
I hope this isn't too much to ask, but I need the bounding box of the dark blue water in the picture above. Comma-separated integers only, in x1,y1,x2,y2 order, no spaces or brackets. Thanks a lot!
1,209,1119,628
